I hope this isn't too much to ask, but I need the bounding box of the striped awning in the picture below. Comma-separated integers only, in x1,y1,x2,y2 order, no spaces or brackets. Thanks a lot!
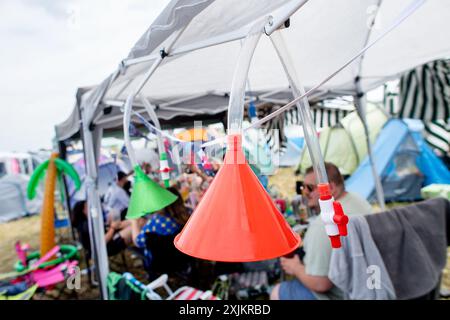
424,120,450,155
399,59,450,122
384,59,450,155
247,103,352,154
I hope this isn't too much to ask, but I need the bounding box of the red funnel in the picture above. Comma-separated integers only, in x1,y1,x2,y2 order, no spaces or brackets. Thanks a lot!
174,134,301,262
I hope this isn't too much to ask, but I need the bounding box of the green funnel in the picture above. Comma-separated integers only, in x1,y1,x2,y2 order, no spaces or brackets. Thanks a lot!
126,165,178,219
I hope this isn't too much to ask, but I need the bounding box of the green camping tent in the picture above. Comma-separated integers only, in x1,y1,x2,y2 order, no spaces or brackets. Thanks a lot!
299,103,389,176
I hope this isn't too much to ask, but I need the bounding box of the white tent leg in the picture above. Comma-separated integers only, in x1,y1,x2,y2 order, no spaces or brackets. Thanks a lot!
81,110,109,299
354,79,386,211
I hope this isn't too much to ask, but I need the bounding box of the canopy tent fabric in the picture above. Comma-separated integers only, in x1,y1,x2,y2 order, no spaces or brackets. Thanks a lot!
56,0,450,141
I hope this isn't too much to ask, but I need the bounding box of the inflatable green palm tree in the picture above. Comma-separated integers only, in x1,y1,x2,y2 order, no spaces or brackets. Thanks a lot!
27,153,81,257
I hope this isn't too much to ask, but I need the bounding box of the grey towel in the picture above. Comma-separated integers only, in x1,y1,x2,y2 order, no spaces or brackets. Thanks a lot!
366,198,450,300
329,216,396,300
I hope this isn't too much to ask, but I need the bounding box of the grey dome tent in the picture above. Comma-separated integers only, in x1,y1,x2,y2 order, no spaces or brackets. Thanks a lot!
0,174,41,223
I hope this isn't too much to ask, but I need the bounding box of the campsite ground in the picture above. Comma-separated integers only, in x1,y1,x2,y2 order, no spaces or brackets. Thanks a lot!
1,168,449,299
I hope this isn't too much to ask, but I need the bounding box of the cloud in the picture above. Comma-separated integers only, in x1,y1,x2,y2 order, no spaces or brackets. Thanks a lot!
0,0,168,152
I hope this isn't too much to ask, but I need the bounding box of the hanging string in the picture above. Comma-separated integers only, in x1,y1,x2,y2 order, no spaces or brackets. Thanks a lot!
131,110,185,143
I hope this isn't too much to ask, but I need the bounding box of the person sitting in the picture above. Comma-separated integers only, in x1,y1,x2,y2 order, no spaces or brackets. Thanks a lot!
104,219,134,256
291,180,309,223
72,200,92,257
130,186,191,279
72,200,133,257
270,162,373,300
104,171,132,221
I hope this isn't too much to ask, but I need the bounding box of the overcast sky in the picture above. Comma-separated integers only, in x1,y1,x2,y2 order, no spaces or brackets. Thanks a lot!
0,0,169,152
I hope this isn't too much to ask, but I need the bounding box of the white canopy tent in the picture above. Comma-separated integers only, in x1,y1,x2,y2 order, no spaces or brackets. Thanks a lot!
56,0,450,140
55,0,450,299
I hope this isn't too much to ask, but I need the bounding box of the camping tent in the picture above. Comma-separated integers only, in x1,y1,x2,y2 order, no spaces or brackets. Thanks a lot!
346,118,450,202
404,119,450,186
0,174,41,223
54,0,450,298
0,152,36,177
299,103,389,175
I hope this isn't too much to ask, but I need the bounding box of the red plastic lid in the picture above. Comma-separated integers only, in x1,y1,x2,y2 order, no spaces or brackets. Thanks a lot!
318,183,332,200
329,235,341,248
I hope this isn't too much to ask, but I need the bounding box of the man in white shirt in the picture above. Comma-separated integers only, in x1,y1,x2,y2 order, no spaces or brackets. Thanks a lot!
104,171,131,221
271,162,372,300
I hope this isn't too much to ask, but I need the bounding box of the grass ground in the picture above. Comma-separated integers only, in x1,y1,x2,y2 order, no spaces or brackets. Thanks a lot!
0,214,41,274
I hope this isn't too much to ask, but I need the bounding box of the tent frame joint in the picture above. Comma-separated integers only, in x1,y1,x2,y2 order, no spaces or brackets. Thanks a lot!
160,48,169,59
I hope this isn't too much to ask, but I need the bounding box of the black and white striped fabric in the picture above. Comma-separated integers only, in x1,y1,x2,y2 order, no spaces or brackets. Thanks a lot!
424,120,450,155
384,59,450,155
399,59,450,122
247,103,350,155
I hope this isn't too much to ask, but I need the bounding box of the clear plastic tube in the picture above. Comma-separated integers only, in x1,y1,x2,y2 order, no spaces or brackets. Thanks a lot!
227,20,267,134
270,31,328,185
141,96,165,156
141,96,172,187
123,94,138,166
123,56,164,168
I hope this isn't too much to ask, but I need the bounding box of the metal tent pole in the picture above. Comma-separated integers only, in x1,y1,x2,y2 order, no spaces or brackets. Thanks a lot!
81,111,109,299
123,26,188,170
354,78,386,211
353,0,386,211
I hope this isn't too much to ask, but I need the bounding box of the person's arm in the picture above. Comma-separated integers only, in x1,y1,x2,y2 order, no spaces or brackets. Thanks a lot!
104,221,120,243
280,255,333,293
190,164,210,182
131,218,147,248
120,220,131,228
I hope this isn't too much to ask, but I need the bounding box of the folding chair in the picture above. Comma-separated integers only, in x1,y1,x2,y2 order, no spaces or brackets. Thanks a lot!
121,272,219,300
